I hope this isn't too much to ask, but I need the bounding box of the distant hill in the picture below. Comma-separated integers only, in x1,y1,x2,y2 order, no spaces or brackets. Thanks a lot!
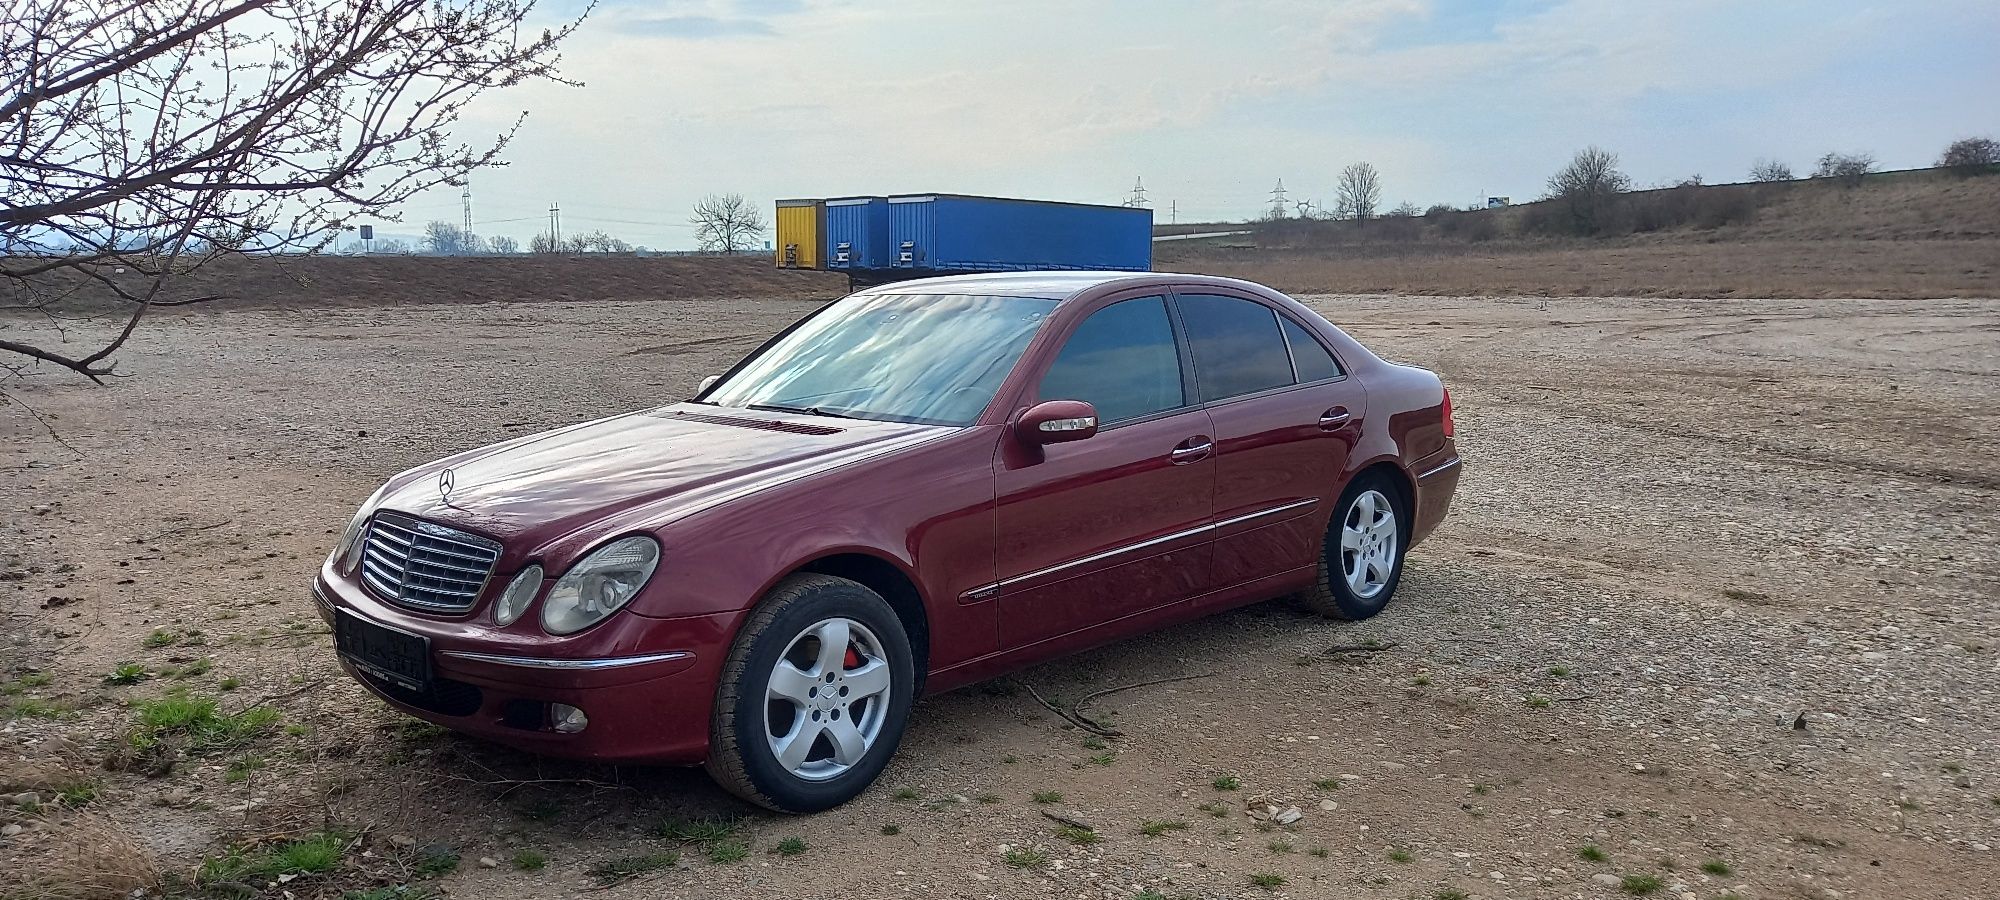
1152,169,2000,299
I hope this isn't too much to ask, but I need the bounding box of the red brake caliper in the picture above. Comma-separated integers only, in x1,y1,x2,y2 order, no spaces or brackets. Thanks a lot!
843,646,861,670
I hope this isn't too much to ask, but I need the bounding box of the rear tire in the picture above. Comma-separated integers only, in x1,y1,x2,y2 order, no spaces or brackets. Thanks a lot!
706,574,915,813
1298,473,1408,620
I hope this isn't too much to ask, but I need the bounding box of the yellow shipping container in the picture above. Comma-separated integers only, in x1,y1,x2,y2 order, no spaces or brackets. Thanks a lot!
774,199,824,269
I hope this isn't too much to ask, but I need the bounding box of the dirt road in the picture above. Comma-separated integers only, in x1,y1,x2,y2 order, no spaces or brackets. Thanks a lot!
3,292,1997,899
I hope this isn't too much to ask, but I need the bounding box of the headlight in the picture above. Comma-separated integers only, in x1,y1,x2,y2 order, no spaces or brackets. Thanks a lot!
330,505,373,574
492,565,544,626
541,536,660,635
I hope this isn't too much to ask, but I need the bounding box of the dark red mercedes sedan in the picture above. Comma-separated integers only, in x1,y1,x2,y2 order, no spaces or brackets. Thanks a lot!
314,272,1460,812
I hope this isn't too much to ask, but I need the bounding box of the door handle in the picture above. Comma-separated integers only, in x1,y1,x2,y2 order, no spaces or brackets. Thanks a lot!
1169,436,1213,464
1319,407,1352,430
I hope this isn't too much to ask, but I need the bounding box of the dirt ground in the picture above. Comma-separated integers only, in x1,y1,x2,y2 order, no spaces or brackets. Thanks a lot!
3,289,1998,900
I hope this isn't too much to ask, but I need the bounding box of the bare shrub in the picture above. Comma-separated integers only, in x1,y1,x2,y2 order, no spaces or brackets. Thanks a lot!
691,194,769,253
529,231,632,254
487,236,520,254
422,221,482,255
1628,184,1762,233
1542,146,1632,235
1385,202,1422,218
1812,152,1877,187
4,812,162,900
1939,137,2000,176
1749,159,1793,182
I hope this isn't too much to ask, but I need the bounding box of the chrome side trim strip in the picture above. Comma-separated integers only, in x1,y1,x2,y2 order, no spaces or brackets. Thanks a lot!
964,497,1321,598
1417,457,1462,480
1212,497,1318,530
439,650,693,670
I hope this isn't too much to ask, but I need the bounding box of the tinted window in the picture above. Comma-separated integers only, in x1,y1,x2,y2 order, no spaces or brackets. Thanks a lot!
1280,315,1342,382
1177,294,1293,401
1039,297,1184,424
705,292,1056,426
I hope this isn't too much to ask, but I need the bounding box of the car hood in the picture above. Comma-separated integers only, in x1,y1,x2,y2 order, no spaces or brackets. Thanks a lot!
373,403,947,559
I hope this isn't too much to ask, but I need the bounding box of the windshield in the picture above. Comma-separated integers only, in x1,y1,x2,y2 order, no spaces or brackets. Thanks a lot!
703,292,1058,426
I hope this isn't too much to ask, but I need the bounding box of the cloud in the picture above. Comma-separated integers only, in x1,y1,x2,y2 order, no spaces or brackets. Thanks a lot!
735,0,807,13
436,0,1998,244
612,14,776,38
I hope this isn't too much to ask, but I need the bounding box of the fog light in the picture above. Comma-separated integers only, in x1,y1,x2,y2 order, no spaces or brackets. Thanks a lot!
550,703,588,734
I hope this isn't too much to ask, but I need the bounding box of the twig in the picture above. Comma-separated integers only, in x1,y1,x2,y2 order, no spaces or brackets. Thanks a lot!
1019,680,1119,737
235,678,327,715
134,518,230,543
1040,809,1095,831
428,770,630,796
0,388,83,457
1322,642,1399,655
1074,672,1221,714
1020,672,1223,738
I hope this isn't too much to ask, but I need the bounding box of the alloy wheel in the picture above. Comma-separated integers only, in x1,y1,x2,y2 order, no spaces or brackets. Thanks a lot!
1340,488,1398,599
763,617,892,781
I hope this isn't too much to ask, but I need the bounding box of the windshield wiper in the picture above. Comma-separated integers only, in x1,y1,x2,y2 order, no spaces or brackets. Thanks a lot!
746,402,858,420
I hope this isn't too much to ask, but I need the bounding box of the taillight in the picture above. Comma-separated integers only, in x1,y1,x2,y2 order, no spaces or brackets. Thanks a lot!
1440,387,1455,438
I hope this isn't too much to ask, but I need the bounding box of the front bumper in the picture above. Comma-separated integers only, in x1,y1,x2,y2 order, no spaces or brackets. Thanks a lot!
314,564,738,765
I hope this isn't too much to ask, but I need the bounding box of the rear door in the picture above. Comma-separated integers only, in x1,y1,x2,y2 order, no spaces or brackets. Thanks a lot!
1172,291,1362,593
993,293,1216,649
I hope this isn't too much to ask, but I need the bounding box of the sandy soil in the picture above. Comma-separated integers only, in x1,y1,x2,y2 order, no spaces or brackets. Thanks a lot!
3,291,1998,900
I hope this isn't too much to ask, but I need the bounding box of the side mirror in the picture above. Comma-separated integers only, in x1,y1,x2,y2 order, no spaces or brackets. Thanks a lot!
1016,399,1098,445
697,374,721,394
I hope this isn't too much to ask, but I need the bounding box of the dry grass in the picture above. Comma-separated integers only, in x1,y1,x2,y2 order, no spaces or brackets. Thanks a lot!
1157,172,2000,299
0,757,89,794
1159,238,2000,300
18,252,846,314
1,812,162,900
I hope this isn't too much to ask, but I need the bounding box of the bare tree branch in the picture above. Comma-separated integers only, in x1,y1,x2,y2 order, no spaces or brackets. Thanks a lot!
2,0,593,381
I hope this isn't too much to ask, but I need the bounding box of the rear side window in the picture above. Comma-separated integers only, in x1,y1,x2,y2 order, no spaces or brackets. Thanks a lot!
1039,297,1185,424
1280,315,1343,382
1177,294,1294,401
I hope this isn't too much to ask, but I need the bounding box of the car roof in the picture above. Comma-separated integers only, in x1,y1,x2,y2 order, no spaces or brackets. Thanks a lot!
862,270,1266,301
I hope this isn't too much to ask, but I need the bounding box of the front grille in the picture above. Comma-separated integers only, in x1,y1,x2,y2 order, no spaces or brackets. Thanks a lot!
359,513,501,613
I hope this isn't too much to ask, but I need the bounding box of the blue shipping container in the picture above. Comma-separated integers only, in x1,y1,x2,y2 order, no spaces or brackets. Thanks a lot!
886,194,1151,273
824,196,891,270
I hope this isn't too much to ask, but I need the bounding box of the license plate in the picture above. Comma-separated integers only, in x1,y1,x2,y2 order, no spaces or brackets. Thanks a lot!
334,608,431,692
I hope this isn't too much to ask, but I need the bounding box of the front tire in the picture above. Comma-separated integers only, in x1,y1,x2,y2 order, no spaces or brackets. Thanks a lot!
707,574,915,813
1299,473,1408,620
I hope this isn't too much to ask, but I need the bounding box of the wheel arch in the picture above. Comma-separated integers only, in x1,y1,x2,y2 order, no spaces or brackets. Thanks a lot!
791,552,931,691
1349,457,1416,530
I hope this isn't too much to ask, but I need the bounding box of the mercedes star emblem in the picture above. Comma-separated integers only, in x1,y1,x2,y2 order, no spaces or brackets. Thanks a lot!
437,467,455,501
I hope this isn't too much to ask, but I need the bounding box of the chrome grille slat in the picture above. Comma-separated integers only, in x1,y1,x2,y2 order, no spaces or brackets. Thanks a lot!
359,513,500,613
364,541,489,576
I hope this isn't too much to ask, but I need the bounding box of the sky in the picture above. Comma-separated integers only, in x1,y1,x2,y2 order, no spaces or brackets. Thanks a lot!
381,0,2000,250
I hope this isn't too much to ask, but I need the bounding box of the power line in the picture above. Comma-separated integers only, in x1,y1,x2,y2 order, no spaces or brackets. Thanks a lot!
1268,179,1288,219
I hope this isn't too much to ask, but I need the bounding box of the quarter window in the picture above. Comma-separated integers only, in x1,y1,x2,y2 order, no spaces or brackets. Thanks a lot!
1279,315,1343,382
1039,297,1185,424
1177,294,1294,402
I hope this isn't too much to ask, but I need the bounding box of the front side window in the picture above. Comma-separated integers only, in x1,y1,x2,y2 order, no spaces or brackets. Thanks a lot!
1038,296,1185,424
705,292,1056,426
1176,293,1294,402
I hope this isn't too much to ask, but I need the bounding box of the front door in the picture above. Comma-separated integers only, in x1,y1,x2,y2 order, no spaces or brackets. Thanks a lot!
994,294,1215,650
1173,292,1362,591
